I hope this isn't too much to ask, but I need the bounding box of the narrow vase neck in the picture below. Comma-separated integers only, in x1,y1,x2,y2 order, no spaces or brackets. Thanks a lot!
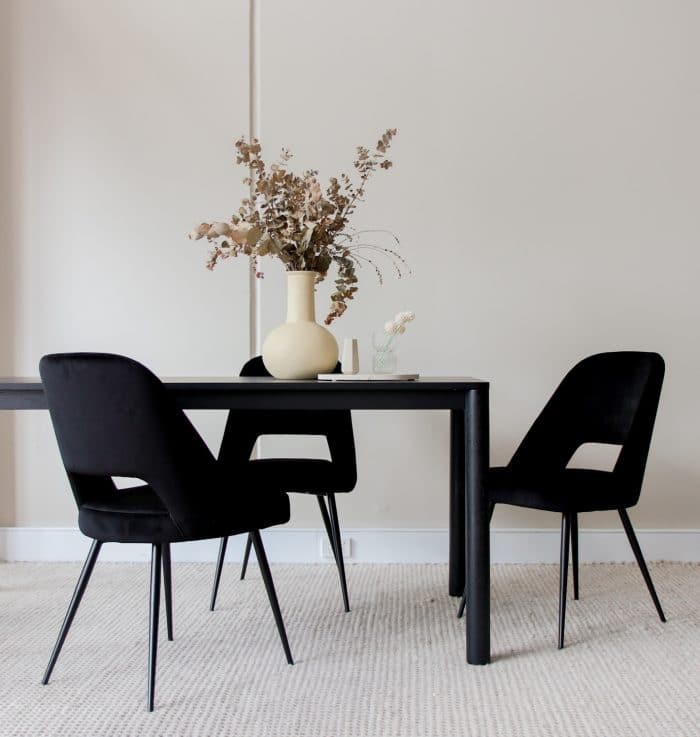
286,271,317,322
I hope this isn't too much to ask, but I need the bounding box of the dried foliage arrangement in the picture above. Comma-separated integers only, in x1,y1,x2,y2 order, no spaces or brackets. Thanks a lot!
189,129,407,324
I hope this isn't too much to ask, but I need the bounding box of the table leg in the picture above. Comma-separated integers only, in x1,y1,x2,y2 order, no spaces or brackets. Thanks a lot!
466,386,490,664
449,409,466,596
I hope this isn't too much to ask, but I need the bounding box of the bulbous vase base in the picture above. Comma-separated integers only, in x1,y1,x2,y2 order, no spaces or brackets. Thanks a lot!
262,321,338,379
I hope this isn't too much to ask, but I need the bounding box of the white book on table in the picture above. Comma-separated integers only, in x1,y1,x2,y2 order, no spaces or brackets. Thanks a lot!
317,373,419,381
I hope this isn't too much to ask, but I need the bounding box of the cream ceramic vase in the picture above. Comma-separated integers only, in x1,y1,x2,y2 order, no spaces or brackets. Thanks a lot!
262,271,339,379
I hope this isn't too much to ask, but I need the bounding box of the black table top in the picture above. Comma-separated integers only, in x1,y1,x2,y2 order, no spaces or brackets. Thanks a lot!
0,376,487,411
0,376,485,388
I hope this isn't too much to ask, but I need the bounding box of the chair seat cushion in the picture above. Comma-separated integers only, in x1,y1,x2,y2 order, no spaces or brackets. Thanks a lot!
488,467,624,513
79,484,290,543
240,458,354,494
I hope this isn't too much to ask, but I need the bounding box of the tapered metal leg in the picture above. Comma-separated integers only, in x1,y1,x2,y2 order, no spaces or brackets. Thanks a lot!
240,534,253,580
457,502,494,619
558,513,571,649
317,494,345,580
210,536,228,611
147,544,162,712
618,508,666,622
316,494,337,561
250,530,293,664
457,589,467,619
42,539,102,685
326,493,350,613
162,543,173,640
571,513,579,601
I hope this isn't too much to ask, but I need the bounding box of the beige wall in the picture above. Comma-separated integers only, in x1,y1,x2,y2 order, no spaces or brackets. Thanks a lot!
3,0,251,525
2,0,699,530
0,0,16,523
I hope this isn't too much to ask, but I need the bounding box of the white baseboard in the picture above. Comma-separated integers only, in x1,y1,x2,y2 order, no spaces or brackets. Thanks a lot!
0,526,698,563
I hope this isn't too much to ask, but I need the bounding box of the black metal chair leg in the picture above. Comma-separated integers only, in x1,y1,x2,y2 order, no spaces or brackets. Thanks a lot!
210,536,228,611
147,543,162,712
250,530,293,665
317,494,350,612
327,493,350,613
571,512,579,600
618,508,666,623
240,533,253,580
457,589,467,619
316,494,340,567
558,513,571,649
42,539,102,685
162,543,173,641
457,502,494,619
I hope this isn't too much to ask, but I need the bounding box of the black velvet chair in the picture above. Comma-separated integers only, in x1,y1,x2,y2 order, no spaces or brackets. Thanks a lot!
210,356,357,613
458,352,666,649
39,353,293,711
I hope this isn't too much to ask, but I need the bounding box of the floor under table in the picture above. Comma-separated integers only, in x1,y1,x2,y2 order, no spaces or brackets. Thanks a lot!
0,561,697,737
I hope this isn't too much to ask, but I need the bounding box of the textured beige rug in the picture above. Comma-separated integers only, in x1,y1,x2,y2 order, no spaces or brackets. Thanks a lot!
0,561,697,737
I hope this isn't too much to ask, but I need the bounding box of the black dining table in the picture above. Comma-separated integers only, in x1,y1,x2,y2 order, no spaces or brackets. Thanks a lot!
0,375,491,665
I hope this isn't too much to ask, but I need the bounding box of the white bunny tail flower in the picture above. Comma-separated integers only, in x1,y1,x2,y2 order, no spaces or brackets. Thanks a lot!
384,320,397,334
396,310,415,323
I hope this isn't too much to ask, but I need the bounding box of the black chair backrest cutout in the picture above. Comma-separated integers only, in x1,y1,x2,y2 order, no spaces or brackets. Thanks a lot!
40,353,222,537
218,356,357,491
509,351,664,506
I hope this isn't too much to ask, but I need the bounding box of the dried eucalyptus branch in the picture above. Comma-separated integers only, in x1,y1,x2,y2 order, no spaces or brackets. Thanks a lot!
189,129,406,324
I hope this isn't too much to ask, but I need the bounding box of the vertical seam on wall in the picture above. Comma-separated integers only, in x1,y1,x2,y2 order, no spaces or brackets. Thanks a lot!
249,0,262,461
248,0,261,360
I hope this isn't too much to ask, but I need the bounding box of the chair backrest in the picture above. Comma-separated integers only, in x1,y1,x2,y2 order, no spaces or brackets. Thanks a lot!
39,353,222,537
218,356,357,491
509,351,664,506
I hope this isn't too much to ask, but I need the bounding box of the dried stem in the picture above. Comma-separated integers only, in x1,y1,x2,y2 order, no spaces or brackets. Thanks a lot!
189,129,404,324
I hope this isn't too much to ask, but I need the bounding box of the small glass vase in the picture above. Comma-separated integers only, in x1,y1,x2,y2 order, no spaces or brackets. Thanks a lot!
372,332,398,374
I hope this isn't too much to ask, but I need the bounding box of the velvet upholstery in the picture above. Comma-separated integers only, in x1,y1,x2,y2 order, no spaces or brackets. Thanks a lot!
490,351,665,513
209,356,358,613
457,352,667,644
40,353,295,712
218,356,357,495
39,353,290,543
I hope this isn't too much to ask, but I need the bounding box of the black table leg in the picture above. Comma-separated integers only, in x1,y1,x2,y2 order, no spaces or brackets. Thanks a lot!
449,409,466,596
465,386,490,665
